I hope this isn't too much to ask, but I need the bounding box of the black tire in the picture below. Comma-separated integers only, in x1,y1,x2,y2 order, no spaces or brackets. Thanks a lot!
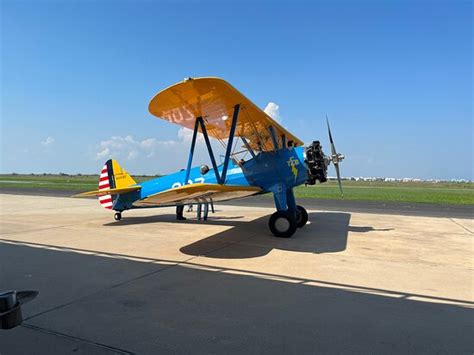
269,211,297,238
296,205,308,228
114,212,122,221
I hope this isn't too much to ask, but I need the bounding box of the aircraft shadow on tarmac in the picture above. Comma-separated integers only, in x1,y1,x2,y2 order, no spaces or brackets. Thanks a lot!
1,242,472,354
104,212,393,259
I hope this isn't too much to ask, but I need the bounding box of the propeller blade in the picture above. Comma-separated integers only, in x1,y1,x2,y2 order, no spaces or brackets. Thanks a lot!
326,115,337,156
326,115,343,198
334,162,344,198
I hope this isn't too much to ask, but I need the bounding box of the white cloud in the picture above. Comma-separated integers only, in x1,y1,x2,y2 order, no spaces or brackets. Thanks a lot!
95,129,218,175
96,135,169,161
41,137,55,146
96,147,110,159
264,102,281,122
177,127,194,143
177,127,206,143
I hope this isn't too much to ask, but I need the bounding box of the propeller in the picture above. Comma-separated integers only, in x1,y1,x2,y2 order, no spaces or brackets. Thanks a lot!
326,115,345,197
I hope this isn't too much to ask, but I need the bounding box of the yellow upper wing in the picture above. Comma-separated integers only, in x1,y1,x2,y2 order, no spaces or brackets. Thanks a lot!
133,183,261,207
148,77,304,152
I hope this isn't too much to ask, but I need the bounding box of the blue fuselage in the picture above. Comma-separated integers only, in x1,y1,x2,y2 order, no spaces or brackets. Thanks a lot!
116,146,308,210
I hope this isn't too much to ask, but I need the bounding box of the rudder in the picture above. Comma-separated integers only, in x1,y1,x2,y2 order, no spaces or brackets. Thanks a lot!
98,159,136,209
110,159,137,188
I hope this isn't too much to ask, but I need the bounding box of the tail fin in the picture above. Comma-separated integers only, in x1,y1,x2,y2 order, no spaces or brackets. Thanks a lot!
98,159,137,209
72,160,140,206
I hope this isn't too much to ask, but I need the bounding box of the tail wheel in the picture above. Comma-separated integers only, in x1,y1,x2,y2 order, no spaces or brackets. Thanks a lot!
296,205,308,228
114,212,122,221
269,211,297,238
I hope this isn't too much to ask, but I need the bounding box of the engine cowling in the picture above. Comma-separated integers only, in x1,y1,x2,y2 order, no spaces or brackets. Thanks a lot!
304,141,329,185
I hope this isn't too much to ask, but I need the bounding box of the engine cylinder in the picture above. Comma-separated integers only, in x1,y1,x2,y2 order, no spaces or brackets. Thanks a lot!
304,141,328,185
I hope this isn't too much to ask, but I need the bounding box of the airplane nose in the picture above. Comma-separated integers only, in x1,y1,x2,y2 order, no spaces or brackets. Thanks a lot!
303,141,328,185
303,118,345,194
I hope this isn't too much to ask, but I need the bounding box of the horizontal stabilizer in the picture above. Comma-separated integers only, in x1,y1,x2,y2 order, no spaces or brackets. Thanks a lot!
134,183,261,207
72,186,141,198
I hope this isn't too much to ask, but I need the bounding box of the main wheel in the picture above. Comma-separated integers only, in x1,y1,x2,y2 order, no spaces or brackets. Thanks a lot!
114,212,122,221
296,205,308,228
269,211,297,238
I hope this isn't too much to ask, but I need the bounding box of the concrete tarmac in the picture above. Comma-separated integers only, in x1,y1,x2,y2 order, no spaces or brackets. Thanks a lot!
0,194,472,354
1,187,472,218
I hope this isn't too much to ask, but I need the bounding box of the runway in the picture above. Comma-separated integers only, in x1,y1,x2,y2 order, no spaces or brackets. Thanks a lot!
1,187,472,218
0,194,472,354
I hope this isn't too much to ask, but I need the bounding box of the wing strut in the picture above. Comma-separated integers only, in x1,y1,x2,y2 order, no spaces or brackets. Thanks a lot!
184,118,200,184
241,136,256,158
199,117,221,182
184,104,241,185
220,104,240,183
268,126,279,150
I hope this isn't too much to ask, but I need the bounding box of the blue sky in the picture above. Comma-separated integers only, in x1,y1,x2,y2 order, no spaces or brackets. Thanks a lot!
1,0,472,179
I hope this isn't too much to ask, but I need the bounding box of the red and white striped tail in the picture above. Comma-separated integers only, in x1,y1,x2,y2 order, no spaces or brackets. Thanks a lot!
98,164,113,209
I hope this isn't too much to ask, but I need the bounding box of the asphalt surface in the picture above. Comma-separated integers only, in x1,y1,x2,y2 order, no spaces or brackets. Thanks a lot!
0,187,472,218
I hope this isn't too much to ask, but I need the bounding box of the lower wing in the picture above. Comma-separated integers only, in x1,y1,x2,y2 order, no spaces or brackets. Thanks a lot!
72,186,141,197
133,183,261,207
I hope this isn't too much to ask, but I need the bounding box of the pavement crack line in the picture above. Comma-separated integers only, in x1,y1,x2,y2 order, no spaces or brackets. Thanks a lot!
21,323,134,354
449,218,473,234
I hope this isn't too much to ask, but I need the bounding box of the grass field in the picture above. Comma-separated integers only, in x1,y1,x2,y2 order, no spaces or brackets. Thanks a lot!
0,174,473,205
0,174,153,191
293,181,473,205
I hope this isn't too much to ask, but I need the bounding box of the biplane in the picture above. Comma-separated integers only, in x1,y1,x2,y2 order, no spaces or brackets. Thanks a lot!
75,77,344,238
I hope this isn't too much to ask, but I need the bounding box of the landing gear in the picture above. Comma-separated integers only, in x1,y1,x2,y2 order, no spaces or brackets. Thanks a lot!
269,211,297,238
114,212,122,221
296,205,308,228
269,188,308,237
